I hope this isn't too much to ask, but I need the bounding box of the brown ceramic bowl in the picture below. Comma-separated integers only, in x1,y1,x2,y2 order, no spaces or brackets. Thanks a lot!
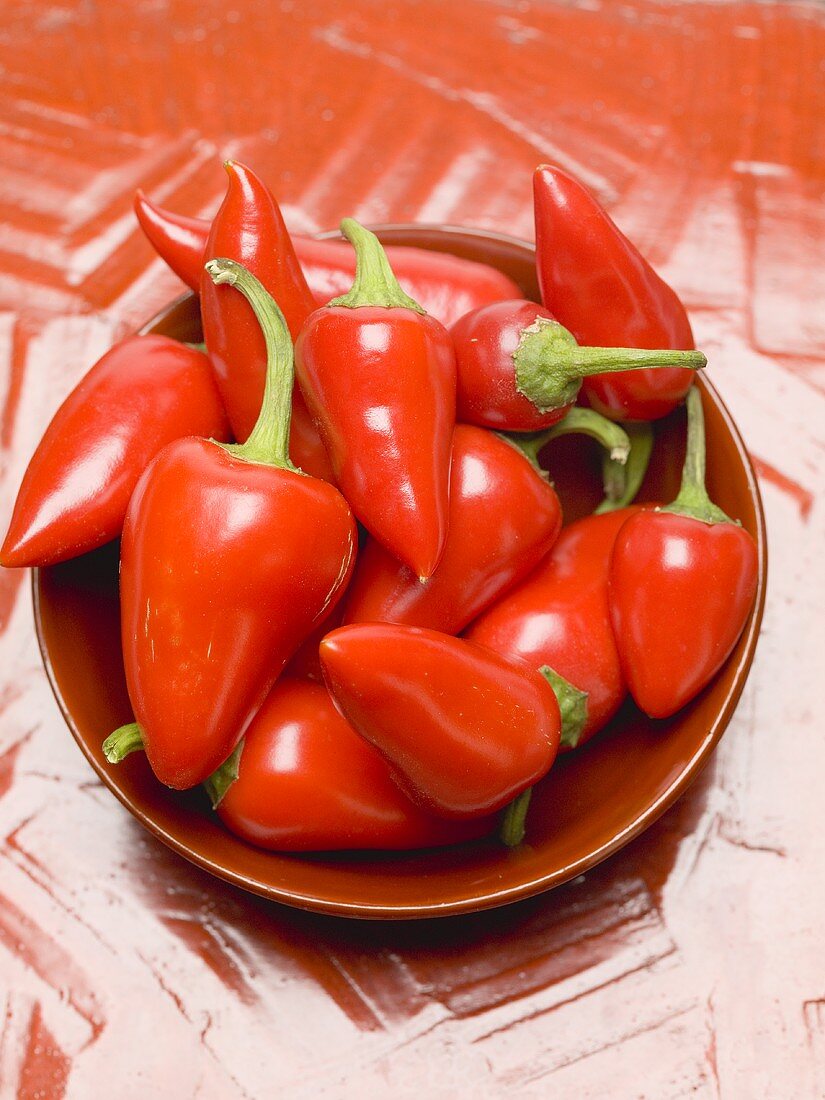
33,225,767,919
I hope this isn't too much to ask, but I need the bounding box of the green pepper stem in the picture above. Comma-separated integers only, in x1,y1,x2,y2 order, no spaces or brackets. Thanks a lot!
204,258,297,470
328,219,425,312
661,386,733,525
542,408,630,464
498,664,589,847
103,722,144,763
595,421,655,513
203,741,244,809
101,721,244,806
500,408,630,473
500,788,532,847
497,430,548,472
514,317,706,412
540,665,589,749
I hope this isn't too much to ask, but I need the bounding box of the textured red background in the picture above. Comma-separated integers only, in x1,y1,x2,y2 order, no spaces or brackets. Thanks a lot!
1,2,823,1096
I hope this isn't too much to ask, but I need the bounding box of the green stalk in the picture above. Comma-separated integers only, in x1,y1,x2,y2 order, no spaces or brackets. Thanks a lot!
102,722,243,808
500,789,532,848
540,666,589,750
514,317,706,412
204,258,298,470
595,421,655,513
540,407,630,464
328,219,425,312
661,386,733,525
102,723,144,763
499,408,630,474
203,742,244,809
499,666,589,847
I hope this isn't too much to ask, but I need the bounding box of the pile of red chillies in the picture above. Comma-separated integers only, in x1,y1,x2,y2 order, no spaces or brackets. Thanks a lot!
2,162,759,852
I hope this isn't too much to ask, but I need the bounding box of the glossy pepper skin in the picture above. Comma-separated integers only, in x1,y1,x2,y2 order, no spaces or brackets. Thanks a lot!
610,387,758,718
214,679,494,851
534,165,697,421
342,424,562,634
109,261,356,790
468,506,647,749
120,440,354,788
452,299,704,433
199,162,333,482
133,192,208,289
295,220,455,580
0,336,230,568
134,190,523,326
320,624,560,820
283,604,344,682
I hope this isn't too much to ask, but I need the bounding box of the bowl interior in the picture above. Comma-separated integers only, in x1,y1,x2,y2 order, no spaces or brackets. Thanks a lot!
34,225,766,918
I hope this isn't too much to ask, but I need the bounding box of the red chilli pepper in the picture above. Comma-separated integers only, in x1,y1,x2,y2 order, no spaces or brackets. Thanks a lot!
320,624,560,820
295,219,455,580
103,262,356,789
341,423,568,634
467,427,655,750
209,679,494,851
609,386,758,718
133,191,208,290
134,190,523,326
1,336,230,568
468,507,643,749
199,162,333,483
534,164,698,421
452,298,705,433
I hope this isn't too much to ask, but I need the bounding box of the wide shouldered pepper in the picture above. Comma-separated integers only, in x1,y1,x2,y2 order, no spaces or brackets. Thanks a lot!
199,161,333,481
609,386,759,718
320,624,560,820
452,298,705,432
134,190,523,326
534,164,698,421
210,679,494,851
1,336,230,568
104,261,356,789
295,219,455,580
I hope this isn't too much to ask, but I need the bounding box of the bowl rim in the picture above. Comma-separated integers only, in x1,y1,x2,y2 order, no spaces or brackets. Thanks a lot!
32,223,768,919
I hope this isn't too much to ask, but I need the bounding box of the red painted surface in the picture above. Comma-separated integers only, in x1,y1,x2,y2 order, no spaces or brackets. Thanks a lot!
0,1,822,1096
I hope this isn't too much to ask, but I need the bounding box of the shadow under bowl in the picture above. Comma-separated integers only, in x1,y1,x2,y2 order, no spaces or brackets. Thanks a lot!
33,224,767,919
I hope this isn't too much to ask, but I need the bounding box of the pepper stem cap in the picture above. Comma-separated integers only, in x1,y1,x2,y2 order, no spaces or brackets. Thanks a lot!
328,219,425,313
514,317,706,413
540,665,589,749
203,741,244,809
660,386,735,525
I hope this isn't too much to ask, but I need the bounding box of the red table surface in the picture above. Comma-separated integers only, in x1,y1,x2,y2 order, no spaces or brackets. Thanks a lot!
0,2,822,1097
